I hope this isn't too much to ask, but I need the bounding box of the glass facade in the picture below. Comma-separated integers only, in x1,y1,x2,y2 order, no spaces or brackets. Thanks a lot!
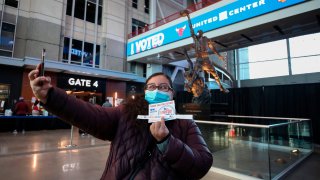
0,23,15,51
131,18,147,36
0,0,19,57
66,0,102,25
64,0,103,68
63,37,100,67
238,32,320,80
289,33,320,75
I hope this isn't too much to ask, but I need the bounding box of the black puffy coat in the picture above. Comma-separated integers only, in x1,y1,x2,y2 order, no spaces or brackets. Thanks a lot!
44,87,213,179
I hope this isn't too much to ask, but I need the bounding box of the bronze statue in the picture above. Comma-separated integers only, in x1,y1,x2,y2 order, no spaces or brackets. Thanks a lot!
180,10,229,102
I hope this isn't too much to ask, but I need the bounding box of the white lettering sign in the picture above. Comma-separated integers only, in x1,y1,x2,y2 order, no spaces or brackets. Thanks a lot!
71,48,89,57
191,0,266,29
68,78,99,88
131,33,165,55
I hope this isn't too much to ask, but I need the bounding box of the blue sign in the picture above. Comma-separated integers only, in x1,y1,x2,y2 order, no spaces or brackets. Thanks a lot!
127,0,306,57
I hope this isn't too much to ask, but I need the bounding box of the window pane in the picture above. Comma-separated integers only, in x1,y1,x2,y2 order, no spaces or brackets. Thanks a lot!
132,0,138,8
70,39,83,64
95,45,100,67
249,59,289,79
5,0,18,8
83,42,94,66
290,32,320,57
239,40,289,80
98,5,102,25
289,32,320,75
143,63,146,77
66,0,72,16
86,2,96,23
144,0,149,14
0,23,15,51
238,48,250,80
132,18,146,34
239,63,250,80
74,0,85,20
248,40,287,62
0,50,12,57
291,56,320,75
130,62,136,73
244,40,289,79
132,25,137,36
63,37,70,61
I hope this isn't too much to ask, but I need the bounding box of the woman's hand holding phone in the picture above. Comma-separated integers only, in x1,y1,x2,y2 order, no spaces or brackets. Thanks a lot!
28,49,52,104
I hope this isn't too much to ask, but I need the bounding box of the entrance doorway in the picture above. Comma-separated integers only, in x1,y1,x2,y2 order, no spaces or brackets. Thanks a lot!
66,90,102,105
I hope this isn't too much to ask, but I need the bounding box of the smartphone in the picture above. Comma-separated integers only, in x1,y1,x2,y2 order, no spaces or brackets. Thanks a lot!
39,49,45,76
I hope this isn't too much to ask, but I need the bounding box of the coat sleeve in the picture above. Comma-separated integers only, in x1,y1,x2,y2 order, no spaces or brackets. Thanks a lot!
162,120,213,179
42,87,121,141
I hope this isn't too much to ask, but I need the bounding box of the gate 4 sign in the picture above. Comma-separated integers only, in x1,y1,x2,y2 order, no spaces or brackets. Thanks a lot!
68,78,99,88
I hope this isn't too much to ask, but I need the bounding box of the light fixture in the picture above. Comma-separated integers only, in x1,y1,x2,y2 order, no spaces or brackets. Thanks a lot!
275,158,287,164
291,149,300,154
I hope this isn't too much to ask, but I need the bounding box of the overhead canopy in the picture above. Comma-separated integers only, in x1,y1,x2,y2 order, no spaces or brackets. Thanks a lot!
0,56,146,83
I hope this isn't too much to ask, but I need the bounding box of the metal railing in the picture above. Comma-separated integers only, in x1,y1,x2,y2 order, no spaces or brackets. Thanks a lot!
194,115,313,180
128,0,221,38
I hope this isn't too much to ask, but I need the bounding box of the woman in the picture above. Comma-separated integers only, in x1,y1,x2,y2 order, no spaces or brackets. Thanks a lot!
29,64,213,179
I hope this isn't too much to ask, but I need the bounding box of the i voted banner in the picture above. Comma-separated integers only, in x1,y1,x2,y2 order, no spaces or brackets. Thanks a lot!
127,0,306,57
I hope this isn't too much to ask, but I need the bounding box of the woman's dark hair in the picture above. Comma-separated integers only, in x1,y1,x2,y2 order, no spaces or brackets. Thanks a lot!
145,72,173,89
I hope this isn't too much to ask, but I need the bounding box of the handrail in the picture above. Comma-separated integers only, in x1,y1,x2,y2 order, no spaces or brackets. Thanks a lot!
128,0,222,38
195,120,270,128
195,119,305,128
210,114,310,121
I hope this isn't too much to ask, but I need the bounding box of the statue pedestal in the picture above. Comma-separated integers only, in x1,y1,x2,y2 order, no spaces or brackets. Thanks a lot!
178,103,229,120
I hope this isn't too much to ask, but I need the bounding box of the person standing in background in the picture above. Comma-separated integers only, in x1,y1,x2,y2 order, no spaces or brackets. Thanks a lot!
13,97,29,134
102,98,112,107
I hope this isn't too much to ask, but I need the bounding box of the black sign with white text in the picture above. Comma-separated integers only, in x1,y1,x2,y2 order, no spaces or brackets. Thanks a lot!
57,74,105,92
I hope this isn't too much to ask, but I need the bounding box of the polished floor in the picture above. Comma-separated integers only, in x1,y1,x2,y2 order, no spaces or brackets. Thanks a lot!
0,129,237,180
0,129,319,180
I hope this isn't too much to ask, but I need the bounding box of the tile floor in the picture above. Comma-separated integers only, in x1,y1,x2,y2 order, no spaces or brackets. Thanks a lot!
0,128,318,180
0,129,237,180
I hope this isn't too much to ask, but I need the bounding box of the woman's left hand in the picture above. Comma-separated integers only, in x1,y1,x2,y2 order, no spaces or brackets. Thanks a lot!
150,118,169,142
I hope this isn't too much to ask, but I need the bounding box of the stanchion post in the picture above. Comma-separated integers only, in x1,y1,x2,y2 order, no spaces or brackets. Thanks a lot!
65,125,77,148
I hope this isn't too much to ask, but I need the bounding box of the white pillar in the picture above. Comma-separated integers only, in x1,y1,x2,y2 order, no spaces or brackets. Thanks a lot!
149,0,157,24
147,1,162,77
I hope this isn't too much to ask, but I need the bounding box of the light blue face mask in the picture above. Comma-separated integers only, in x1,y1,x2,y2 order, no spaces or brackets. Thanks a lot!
145,90,171,104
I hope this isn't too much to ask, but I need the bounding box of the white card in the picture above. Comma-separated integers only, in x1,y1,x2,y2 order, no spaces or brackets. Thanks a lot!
149,100,175,117
137,100,193,123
